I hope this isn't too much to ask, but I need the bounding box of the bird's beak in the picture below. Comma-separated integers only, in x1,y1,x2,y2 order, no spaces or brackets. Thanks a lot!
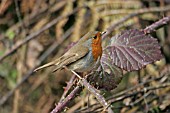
101,31,106,35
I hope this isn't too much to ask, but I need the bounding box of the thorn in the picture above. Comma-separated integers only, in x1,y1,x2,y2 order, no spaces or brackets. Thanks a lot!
55,103,57,106
63,87,67,90
66,81,69,85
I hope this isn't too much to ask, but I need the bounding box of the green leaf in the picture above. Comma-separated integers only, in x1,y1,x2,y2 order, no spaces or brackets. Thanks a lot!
6,69,17,89
0,50,4,56
6,30,15,40
10,69,17,80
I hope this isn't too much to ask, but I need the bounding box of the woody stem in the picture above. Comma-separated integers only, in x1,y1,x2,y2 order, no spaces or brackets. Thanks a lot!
70,70,113,112
70,70,83,79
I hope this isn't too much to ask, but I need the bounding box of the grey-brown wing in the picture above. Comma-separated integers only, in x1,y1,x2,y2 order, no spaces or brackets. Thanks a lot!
53,47,89,72
34,46,89,72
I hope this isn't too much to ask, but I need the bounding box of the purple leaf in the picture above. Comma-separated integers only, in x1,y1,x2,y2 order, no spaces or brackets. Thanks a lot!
102,29,163,71
87,65,123,90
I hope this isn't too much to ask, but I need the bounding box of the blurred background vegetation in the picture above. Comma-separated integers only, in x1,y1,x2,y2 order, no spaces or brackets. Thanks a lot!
0,0,170,113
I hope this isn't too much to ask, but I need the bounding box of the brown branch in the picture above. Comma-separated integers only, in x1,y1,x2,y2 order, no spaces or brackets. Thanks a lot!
51,85,82,113
0,6,82,63
108,82,170,104
144,16,170,34
102,5,170,16
0,0,13,15
59,74,76,103
81,79,110,109
102,5,170,39
0,27,73,106
14,0,24,30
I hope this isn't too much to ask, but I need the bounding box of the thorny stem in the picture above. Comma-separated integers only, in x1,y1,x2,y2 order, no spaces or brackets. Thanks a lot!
102,5,170,39
59,74,76,103
51,85,82,113
144,16,170,34
72,71,110,109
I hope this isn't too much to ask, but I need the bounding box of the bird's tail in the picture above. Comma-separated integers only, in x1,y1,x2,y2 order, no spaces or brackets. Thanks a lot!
34,61,55,72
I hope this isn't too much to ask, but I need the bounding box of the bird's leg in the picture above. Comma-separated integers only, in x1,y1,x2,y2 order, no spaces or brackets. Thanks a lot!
63,66,82,79
70,70,82,80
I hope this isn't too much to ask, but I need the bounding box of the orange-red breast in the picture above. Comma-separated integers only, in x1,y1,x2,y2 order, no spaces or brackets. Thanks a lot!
34,31,105,72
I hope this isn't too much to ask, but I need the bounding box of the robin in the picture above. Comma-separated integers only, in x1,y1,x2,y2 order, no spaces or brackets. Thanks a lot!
34,31,106,73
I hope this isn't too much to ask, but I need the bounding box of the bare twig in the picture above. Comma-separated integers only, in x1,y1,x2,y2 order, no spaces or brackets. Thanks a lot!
0,6,82,63
59,74,76,103
102,5,170,16
144,16,170,34
51,85,82,113
108,82,170,104
102,5,170,39
0,0,13,15
14,0,25,31
82,79,110,109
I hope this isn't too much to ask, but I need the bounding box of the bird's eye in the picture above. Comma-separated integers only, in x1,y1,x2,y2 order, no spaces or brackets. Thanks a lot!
93,35,97,39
